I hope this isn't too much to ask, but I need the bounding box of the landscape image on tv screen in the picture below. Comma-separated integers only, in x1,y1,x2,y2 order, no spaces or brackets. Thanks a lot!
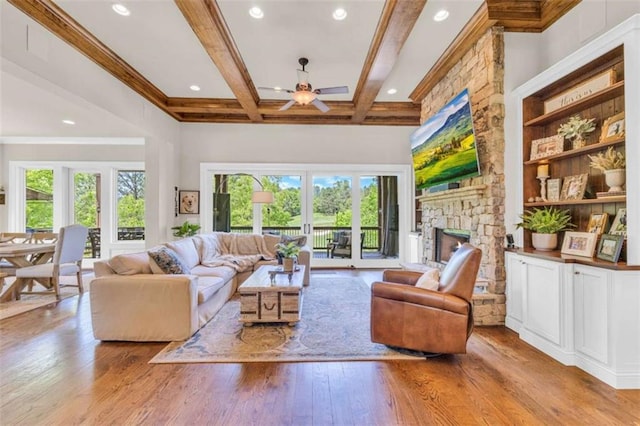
410,88,480,190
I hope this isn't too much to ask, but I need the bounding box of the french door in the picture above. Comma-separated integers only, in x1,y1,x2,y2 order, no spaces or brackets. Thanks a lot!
201,163,411,268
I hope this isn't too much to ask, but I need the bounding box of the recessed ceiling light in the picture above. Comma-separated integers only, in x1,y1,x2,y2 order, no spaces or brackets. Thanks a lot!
112,3,130,16
333,8,347,21
433,9,449,22
189,85,201,92
249,7,264,19
274,86,282,91
62,119,75,125
387,88,397,95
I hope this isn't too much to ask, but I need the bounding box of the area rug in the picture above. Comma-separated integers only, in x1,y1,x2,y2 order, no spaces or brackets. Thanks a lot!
150,276,423,363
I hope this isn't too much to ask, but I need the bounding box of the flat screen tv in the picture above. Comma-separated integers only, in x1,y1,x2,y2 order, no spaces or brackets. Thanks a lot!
410,88,481,190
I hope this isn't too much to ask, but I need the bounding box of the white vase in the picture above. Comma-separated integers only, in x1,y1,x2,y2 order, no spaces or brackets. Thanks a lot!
604,168,625,192
532,233,557,251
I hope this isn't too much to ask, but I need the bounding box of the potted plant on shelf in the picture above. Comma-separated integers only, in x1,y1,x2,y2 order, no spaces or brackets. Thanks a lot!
557,115,596,149
275,241,301,272
588,146,626,193
516,206,575,251
171,221,201,238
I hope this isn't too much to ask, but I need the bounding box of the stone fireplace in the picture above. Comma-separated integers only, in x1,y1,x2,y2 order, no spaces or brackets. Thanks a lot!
416,27,506,326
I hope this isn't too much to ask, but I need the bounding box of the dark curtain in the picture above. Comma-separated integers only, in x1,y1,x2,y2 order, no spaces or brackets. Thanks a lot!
381,176,399,257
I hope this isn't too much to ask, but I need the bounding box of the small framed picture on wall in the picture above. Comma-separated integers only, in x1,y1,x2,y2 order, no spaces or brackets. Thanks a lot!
178,190,200,214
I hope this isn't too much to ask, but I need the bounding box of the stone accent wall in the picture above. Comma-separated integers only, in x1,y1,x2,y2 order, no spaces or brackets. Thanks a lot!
418,27,506,325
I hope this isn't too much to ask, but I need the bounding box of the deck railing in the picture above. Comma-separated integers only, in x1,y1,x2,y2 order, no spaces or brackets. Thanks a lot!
230,226,381,251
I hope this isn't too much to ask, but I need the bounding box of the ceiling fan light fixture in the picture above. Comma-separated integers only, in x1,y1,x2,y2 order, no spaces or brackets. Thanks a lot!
292,90,317,105
249,7,264,19
332,8,347,21
433,9,449,22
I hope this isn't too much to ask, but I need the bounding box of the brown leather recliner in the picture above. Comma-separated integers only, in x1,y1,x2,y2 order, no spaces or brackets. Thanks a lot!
370,243,482,354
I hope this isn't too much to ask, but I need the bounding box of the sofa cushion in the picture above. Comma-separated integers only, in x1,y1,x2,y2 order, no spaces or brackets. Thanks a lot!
415,268,440,291
195,233,221,262
190,265,236,282
148,247,190,274
108,252,152,275
196,276,226,304
166,238,200,269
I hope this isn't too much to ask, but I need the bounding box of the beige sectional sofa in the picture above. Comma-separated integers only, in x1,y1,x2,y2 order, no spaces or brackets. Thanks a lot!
90,232,311,342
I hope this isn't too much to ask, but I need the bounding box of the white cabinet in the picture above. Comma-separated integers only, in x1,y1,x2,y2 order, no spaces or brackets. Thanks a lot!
506,253,572,363
505,252,524,330
573,265,609,364
505,252,640,389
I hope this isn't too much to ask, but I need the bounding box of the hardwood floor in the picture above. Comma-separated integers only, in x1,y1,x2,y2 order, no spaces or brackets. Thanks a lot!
1,270,639,425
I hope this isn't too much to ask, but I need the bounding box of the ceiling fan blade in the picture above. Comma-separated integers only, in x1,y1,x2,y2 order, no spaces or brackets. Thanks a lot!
314,86,349,95
258,86,294,93
297,69,309,85
311,98,330,113
279,100,296,111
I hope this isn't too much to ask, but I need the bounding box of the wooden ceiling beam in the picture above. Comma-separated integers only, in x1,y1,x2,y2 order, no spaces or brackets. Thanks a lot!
7,0,178,119
351,0,427,123
174,0,262,122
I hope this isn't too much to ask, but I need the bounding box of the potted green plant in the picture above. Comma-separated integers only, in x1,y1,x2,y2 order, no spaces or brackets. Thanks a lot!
275,241,301,272
171,221,201,238
588,146,626,192
516,206,575,251
557,115,596,149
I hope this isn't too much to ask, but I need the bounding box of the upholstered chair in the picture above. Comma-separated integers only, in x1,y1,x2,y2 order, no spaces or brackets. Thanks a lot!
370,243,482,355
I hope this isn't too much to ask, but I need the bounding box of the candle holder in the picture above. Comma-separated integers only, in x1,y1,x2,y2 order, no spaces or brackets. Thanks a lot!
537,176,549,202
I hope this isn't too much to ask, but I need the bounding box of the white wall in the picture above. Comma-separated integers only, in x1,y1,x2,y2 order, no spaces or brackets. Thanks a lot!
503,2,640,242
179,123,413,189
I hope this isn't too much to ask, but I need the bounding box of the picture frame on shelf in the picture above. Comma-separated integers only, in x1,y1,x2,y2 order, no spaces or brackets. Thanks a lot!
596,234,624,262
599,112,625,143
610,208,627,237
561,231,598,257
529,135,564,161
587,213,609,235
547,178,562,202
178,190,200,214
560,173,588,201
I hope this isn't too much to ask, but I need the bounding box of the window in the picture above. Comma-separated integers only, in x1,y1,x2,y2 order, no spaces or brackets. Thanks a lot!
116,170,145,241
25,168,54,232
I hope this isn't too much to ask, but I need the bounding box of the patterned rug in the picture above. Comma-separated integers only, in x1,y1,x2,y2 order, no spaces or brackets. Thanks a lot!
150,275,423,363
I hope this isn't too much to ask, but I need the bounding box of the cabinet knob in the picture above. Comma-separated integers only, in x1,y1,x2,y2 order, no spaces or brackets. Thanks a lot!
574,271,580,275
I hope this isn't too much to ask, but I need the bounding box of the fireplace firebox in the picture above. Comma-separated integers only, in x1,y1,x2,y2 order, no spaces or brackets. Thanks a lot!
434,228,471,264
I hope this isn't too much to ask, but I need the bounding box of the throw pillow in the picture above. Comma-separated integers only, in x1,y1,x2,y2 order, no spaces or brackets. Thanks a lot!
281,234,307,247
148,247,190,274
415,268,440,291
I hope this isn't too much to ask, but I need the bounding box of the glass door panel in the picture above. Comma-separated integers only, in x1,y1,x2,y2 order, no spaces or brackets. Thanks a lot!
116,171,145,241
74,172,101,258
261,175,302,235
361,175,399,261
311,175,353,262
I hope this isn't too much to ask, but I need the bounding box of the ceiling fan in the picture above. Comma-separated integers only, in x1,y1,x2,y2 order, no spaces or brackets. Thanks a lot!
258,57,349,113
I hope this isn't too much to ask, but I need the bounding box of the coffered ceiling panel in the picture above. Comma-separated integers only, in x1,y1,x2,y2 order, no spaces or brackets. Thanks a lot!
56,0,234,98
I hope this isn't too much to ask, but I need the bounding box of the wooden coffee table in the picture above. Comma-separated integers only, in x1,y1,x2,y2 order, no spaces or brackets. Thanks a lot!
238,265,305,326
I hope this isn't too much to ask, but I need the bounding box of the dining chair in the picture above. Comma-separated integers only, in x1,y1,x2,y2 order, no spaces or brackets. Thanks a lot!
15,225,88,300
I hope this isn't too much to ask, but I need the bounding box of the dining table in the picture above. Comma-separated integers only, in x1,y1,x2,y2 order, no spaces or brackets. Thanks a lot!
0,243,56,302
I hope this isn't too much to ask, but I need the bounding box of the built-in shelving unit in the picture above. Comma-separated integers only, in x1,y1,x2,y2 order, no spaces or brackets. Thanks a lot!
520,45,627,247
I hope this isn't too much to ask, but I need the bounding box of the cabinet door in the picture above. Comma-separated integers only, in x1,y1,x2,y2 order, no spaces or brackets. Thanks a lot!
574,265,609,364
505,253,525,330
523,258,563,345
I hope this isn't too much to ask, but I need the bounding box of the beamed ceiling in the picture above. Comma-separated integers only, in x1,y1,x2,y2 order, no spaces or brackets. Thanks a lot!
7,0,580,126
